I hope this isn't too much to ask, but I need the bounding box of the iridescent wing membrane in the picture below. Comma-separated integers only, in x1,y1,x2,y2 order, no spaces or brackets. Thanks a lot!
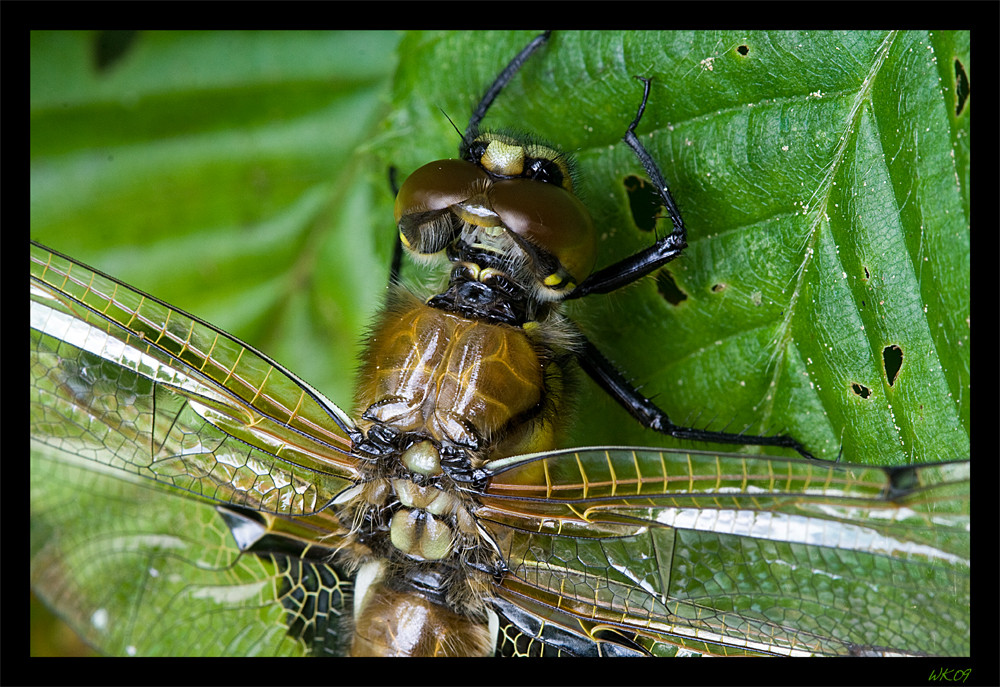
480,449,970,656
30,242,358,655
31,242,359,512
30,242,971,656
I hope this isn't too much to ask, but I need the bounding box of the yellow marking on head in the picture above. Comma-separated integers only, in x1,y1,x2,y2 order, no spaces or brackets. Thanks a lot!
480,267,506,282
482,139,525,176
453,201,502,228
460,262,482,279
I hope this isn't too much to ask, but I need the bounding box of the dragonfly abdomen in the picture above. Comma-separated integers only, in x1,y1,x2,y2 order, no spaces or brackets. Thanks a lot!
349,561,497,657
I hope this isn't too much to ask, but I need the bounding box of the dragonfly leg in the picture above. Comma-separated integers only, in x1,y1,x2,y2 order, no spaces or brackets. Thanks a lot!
576,335,816,460
463,31,551,142
567,77,689,300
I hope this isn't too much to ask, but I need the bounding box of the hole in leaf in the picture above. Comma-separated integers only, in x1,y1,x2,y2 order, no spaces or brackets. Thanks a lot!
92,30,140,73
883,344,903,386
862,265,871,280
953,58,969,117
851,383,871,399
656,269,688,305
624,175,662,232
711,283,727,293
737,44,750,56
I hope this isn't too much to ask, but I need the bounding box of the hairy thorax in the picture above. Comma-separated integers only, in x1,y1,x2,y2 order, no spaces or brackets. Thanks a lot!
355,290,551,455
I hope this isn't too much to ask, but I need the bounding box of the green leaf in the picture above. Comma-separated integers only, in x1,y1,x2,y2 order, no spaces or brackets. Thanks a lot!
31,30,970,656
31,30,971,465
378,30,970,465
31,30,399,407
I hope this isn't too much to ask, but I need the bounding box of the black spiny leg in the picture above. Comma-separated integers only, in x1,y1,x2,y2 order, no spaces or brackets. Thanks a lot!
464,31,552,142
577,337,815,460
568,77,687,301
570,78,813,459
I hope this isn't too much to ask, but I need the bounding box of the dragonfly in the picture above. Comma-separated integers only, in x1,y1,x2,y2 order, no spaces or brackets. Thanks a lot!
31,30,970,657
27,240,973,657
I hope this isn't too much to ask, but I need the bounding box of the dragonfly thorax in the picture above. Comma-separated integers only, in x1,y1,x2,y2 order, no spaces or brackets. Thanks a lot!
333,437,489,564
332,428,502,656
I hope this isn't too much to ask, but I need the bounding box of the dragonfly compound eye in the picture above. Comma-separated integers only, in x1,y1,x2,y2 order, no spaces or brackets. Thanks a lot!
396,158,596,296
395,159,487,254
488,178,596,294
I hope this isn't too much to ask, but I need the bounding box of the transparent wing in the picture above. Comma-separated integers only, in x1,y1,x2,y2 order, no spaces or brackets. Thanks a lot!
31,242,361,655
30,242,359,515
31,449,352,656
479,447,970,657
